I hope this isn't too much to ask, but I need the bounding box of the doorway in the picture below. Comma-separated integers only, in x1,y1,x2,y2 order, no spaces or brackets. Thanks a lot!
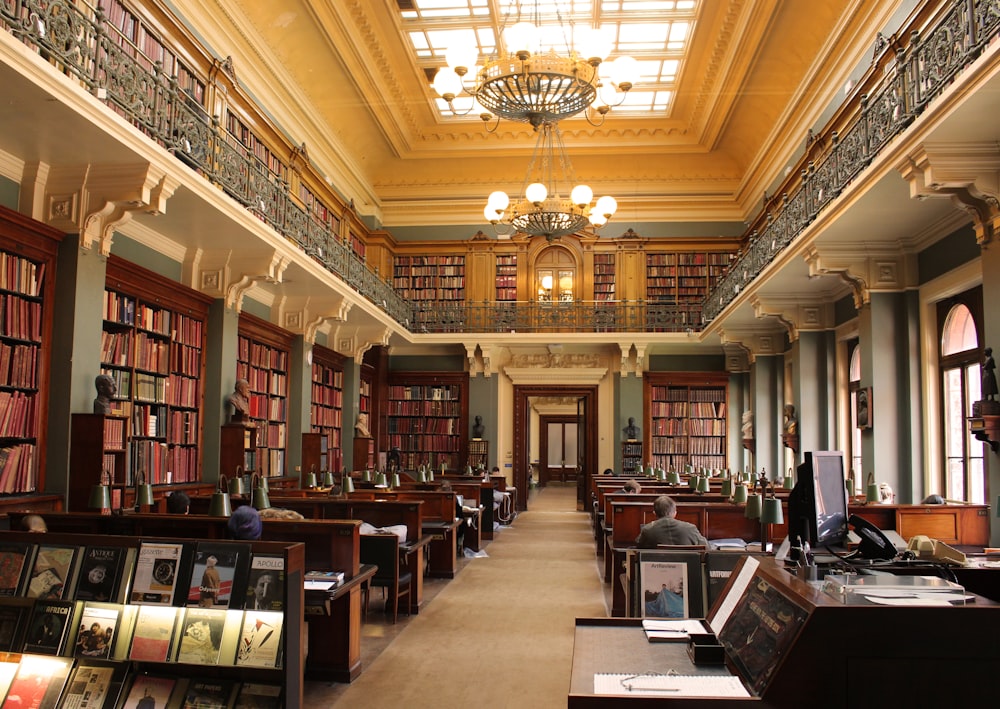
540,416,577,485
513,384,598,512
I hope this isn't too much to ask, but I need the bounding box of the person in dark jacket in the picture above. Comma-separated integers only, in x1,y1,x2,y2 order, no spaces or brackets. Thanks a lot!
635,495,708,548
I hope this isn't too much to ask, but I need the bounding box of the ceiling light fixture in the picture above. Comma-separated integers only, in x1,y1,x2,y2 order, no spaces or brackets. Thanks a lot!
484,121,617,241
432,1,638,130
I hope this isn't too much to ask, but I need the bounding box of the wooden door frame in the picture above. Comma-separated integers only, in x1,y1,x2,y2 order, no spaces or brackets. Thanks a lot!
513,385,598,511
539,415,577,486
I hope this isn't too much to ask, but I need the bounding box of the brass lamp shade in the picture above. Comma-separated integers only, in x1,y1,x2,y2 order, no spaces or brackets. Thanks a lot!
666,470,681,485
688,474,699,490
417,469,426,483
88,483,112,511
375,472,387,487
362,470,371,483
228,475,246,496
696,476,711,494
720,479,733,498
343,475,355,494
304,472,318,489
392,473,401,488
208,490,232,517
745,493,763,519
250,474,271,510
762,497,784,525
732,484,748,504
321,471,335,487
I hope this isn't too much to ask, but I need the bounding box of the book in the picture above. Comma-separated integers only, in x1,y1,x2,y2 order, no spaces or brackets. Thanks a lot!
131,541,187,606
120,674,178,709
181,679,238,709
25,544,81,600
234,611,283,668
0,542,34,597
74,546,133,603
0,605,27,652
232,682,282,708
0,661,17,703
21,599,75,654
75,603,121,660
184,542,251,610
61,660,128,709
1,654,73,707
128,605,179,663
175,607,227,665
245,554,285,611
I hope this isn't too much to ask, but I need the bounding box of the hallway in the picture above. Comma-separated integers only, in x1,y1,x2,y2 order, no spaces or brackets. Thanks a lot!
305,485,606,708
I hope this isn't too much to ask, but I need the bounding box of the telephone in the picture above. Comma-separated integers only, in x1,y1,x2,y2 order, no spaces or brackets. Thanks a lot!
847,515,898,560
905,535,967,565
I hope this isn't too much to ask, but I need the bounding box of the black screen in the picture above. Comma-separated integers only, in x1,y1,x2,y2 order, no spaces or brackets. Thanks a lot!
788,451,849,548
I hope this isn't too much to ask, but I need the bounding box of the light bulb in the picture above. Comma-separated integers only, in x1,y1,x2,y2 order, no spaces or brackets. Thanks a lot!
610,56,639,91
487,190,510,211
589,213,608,227
525,182,548,204
484,205,502,223
432,67,462,99
445,43,478,74
595,195,618,217
571,184,593,207
541,275,553,290
505,21,538,56
576,26,614,64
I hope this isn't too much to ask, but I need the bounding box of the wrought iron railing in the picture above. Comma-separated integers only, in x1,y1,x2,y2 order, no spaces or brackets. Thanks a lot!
2,1,993,333
703,0,1000,322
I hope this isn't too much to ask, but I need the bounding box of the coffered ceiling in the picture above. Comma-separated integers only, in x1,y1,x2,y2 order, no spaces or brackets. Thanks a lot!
186,0,901,231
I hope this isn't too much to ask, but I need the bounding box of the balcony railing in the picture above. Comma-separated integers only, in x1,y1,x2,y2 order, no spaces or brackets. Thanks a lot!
703,0,1000,322
2,1,993,334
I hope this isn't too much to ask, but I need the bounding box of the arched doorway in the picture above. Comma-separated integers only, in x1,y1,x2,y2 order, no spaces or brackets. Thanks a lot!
533,245,577,303
513,384,598,511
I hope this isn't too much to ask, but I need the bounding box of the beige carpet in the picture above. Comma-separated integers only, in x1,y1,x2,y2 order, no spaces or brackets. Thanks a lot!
311,485,606,708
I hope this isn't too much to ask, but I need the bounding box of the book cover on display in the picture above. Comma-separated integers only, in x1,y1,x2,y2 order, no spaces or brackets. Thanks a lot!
61,660,128,709
0,606,26,652
175,607,227,665
74,604,121,660
127,605,179,663
74,546,133,603
232,682,282,708
244,555,284,611
132,542,187,606
2,654,73,708
0,542,33,597
184,543,251,610
25,544,80,600
119,674,178,709
235,611,283,668
181,679,238,709
21,599,74,655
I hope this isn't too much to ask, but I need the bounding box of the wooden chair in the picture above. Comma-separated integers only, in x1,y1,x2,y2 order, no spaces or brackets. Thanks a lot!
360,534,412,623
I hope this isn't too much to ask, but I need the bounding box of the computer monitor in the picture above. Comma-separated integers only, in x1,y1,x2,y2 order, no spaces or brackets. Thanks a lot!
787,451,850,549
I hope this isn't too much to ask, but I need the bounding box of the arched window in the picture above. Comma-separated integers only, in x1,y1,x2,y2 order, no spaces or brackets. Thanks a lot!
937,292,983,502
847,341,861,488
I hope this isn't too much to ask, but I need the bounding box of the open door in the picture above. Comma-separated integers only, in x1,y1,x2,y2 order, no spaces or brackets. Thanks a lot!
576,396,586,507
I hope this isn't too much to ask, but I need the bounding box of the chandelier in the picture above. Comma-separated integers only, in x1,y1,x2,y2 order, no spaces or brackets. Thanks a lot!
484,121,617,241
432,2,638,129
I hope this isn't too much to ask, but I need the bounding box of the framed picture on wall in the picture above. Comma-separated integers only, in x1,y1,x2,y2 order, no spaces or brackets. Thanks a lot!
856,387,872,430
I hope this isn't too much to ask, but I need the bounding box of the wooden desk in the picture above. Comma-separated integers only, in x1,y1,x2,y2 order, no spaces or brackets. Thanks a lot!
422,518,461,578
304,563,377,682
400,534,433,613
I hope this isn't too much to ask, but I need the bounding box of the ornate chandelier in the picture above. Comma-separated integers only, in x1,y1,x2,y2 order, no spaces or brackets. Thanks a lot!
484,121,617,241
432,2,638,129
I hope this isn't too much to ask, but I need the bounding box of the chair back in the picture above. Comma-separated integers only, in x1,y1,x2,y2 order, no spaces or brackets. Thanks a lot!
360,534,401,583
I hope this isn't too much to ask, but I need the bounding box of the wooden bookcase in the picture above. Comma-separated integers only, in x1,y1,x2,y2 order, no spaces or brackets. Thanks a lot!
593,252,616,301
645,372,728,472
0,206,63,495
309,344,344,473
68,413,129,511
621,441,642,475
495,254,517,301
645,251,731,306
392,255,466,302
236,314,293,478
102,256,211,487
385,372,469,472
468,439,488,469
220,422,257,481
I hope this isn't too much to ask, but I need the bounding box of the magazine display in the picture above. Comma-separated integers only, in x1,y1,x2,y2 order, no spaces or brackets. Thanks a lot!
131,542,186,606
0,606,25,652
75,604,121,660
175,608,227,665
21,600,74,655
119,674,177,709
0,543,33,597
181,679,237,709
184,543,250,610
25,545,79,600
235,611,283,668
60,661,125,709
244,555,284,612
74,546,132,604
128,606,178,663
2,654,73,707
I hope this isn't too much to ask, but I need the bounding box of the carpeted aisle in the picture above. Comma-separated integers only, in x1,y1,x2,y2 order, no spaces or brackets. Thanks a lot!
317,485,606,708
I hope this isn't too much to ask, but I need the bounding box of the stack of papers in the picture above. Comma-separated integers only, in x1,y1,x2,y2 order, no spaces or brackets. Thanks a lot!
822,573,969,605
641,619,707,642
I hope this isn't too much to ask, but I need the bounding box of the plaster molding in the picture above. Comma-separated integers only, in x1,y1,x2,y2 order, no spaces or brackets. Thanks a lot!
749,294,834,341
803,243,916,308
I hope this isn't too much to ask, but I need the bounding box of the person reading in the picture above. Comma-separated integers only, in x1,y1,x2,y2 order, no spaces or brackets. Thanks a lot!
635,495,708,548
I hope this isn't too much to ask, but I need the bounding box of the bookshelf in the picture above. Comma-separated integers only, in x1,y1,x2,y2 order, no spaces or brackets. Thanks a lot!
392,255,466,303
220,422,257,481
386,372,469,472
646,251,732,306
593,252,616,301
236,314,294,478
468,439,488,470
0,206,62,495
0,529,305,708
102,257,210,487
69,413,129,511
495,254,517,301
309,345,345,474
621,441,642,475
645,372,728,472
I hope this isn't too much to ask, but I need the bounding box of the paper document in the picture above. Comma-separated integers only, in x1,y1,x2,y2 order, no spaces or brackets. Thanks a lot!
641,619,706,640
594,673,749,697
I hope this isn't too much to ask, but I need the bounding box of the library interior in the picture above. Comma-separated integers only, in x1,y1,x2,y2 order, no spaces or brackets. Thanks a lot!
0,1,999,707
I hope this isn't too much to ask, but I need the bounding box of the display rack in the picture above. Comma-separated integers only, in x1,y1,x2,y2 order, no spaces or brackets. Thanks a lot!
645,372,728,471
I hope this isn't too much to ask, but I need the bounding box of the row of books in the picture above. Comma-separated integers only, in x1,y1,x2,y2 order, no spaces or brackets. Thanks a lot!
0,251,43,296
237,339,288,372
0,541,285,613
0,598,284,669
1,293,42,341
0,341,36,389
0,391,35,439
0,443,36,494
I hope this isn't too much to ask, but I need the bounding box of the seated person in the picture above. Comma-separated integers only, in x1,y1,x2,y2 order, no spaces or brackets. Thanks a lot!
20,514,46,533
635,495,708,548
228,505,262,540
166,491,190,514
620,479,641,494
